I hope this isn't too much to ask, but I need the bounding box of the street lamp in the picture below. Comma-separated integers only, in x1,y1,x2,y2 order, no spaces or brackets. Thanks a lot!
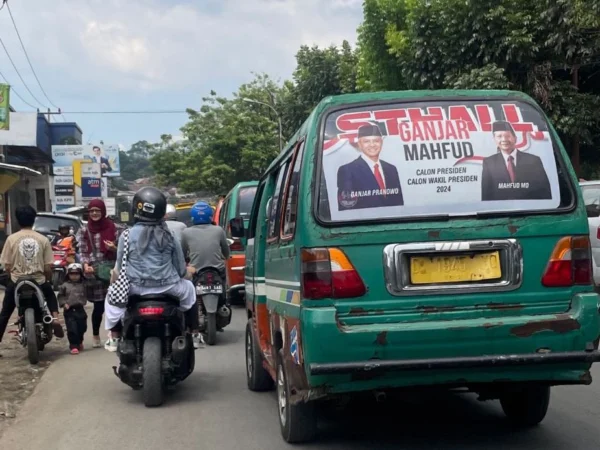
242,98,283,152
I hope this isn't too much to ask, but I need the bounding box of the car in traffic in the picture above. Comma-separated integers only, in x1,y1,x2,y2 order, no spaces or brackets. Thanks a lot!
235,89,600,443
32,212,83,242
215,181,258,304
580,180,600,285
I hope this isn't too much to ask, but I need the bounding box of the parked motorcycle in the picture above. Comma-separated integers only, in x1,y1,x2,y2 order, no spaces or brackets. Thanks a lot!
113,294,195,407
51,246,69,291
13,278,56,364
194,267,232,346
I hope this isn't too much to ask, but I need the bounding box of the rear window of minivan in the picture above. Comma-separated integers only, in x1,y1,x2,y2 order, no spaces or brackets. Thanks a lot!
317,99,574,223
237,187,257,218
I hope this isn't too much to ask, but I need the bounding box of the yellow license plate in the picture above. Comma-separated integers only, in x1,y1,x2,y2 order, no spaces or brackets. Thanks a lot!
410,251,501,285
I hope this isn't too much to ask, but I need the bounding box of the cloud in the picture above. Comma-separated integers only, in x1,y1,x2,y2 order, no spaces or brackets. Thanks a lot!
0,0,362,95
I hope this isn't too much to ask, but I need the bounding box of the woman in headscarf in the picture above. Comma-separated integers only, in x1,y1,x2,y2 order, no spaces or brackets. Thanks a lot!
103,187,200,351
76,199,118,348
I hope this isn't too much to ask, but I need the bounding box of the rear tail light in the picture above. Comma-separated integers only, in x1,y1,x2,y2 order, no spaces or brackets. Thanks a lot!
301,248,366,300
230,238,244,252
597,226,600,240
542,236,592,287
206,272,214,284
139,307,165,316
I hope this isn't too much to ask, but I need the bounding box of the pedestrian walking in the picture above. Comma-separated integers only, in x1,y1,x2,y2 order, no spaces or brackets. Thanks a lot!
76,199,118,348
58,263,87,354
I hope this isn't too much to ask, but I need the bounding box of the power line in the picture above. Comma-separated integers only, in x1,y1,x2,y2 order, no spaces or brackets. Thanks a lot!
6,1,60,113
0,34,47,108
0,69,37,109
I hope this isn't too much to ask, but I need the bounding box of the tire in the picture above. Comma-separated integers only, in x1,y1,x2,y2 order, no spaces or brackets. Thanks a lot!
25,308,39,365
52,271,62,291
500,385,550,427
277,350,317,443
246,320,274,392
142,337,164,407
206,312,217,346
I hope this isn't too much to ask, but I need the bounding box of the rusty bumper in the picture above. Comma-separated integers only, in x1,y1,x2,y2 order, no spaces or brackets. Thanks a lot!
309,350,600,376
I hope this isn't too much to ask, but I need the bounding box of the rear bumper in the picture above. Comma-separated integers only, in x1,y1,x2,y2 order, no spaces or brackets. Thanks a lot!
300,292,600,392
310,350,600,375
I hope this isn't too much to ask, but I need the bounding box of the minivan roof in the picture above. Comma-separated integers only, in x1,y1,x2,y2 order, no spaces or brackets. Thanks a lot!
265,89,540,173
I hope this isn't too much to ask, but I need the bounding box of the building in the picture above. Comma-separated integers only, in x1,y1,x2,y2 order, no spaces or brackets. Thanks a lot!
0,108,83,236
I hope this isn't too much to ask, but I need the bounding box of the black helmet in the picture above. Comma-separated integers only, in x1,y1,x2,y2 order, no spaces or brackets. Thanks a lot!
59,223,71,234
132,187,167,222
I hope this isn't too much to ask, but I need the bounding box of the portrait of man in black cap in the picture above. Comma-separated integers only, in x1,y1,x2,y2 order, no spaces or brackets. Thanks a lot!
481,120,551,201
336,123,404,211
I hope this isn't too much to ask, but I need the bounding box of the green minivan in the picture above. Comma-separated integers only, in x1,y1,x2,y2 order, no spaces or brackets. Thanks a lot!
230,90,600,443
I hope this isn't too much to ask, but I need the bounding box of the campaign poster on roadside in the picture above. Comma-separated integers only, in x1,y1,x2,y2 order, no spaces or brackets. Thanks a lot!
82,144,120,177
320,100,560,222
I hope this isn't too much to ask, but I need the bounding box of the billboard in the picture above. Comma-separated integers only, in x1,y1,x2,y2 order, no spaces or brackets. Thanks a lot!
82,144,120,177
0,112,37,146
0,84,9,130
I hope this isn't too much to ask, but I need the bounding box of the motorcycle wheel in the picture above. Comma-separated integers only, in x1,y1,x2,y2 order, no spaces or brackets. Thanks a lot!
206,312,217,346
142,337,164,407
25,308,39,365
52,271,62,291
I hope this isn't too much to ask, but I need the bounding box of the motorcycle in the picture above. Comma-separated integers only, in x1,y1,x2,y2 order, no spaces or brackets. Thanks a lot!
194,267,232,346
51,245,69,291
12,278,56,364
113,294,195,407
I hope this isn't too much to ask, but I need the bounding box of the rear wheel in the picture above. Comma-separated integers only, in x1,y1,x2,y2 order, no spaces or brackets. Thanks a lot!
52,271,62,291
277,351,317,443
206,312,217,346
246,320,274,391
500,385,550,426
142,337,164,407
25,308,39,365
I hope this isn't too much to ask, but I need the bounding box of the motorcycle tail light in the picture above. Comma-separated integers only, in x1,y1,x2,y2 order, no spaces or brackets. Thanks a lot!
138,307,164,316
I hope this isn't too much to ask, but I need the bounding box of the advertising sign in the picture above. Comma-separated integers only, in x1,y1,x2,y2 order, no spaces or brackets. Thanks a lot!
55,196,75,206
0,84,9,130
320,100,560,222
54,185,75,196
0,112,37,146
54,176,74,186
82,144,121,177
81,162,102,199
105,197,116,216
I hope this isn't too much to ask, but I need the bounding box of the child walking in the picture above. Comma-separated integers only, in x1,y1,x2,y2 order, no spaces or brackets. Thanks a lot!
58,263,88,355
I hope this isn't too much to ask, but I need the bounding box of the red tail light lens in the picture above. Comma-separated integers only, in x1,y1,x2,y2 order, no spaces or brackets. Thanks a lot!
206,273,214,284
139,307,164,316
230,239,244,252
542,236,592,287
597,226,600,240
301,248,366,300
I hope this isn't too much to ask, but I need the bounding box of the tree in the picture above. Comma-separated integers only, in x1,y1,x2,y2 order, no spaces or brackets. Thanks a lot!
119,140,155,182
283,41,360,132
357,0,600,175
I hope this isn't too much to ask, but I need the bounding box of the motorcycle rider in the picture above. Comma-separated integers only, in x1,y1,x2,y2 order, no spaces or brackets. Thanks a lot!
52,223,77,262
164,204,186,244
103,187,203,350
181,201,230,332
0,206,65,354
181,201,230,278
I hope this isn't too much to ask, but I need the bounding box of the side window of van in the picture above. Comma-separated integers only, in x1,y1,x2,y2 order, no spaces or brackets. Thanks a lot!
219,198,229,228
267,160,291,242
281,141,305,238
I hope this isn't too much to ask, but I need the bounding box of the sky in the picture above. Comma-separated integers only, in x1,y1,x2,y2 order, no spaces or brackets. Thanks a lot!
0,0,363,149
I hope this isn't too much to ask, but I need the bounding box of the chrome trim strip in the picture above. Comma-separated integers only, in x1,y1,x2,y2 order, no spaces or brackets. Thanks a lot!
228,284,245,292
383,239,523,296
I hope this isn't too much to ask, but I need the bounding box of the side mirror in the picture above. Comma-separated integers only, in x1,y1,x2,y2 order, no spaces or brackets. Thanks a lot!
229,217,245,239
226,238,234,246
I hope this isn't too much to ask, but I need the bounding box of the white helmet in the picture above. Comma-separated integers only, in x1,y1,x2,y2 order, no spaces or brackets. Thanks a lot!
165,204,177,219
67,263,83,273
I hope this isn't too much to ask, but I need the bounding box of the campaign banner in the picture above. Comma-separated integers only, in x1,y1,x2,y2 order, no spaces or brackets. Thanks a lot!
0,84,9,130
321,100,560,222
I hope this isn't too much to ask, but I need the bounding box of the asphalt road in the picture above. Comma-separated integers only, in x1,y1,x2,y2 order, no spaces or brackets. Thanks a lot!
0,306,599,449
